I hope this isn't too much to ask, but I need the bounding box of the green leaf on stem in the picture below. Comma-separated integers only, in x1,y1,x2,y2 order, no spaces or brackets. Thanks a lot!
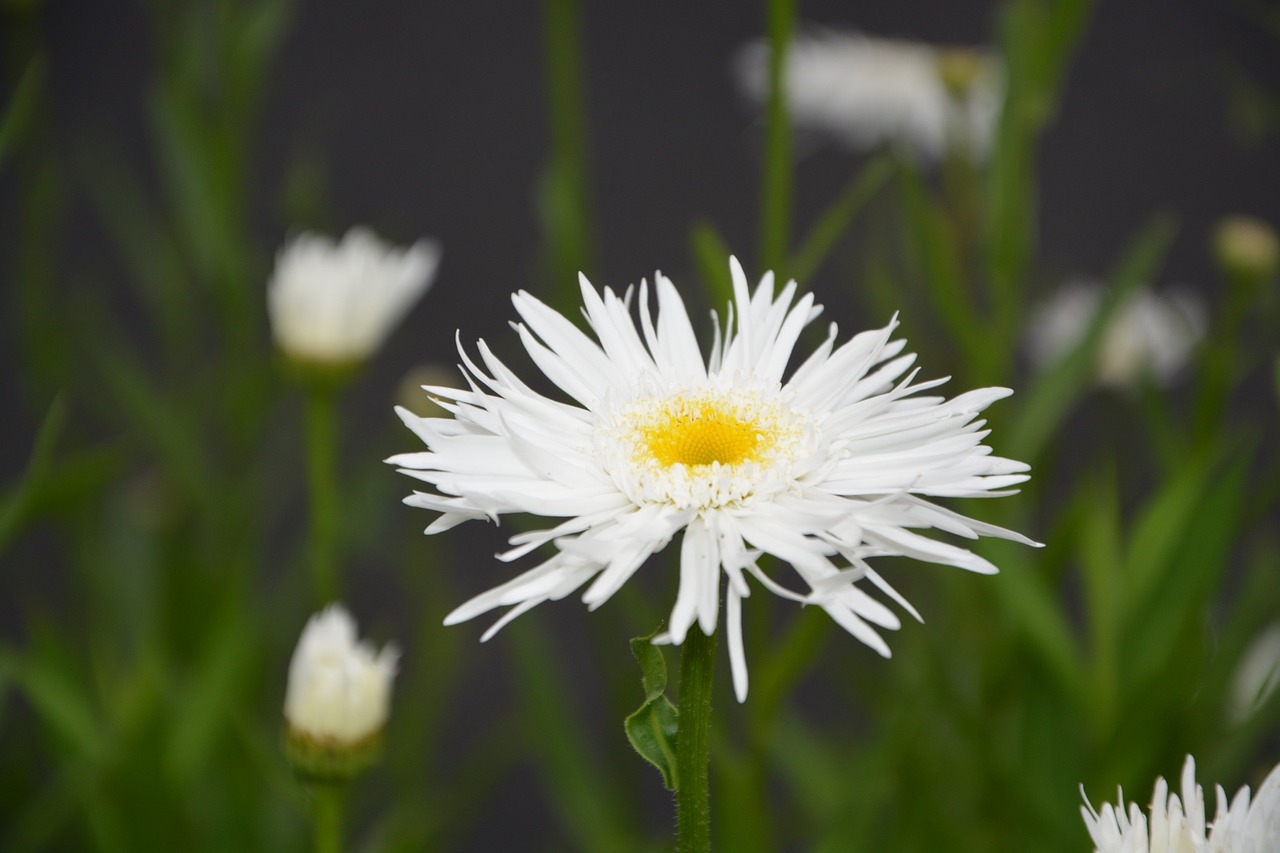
624,629,680,791
0,56,43,171
0,395,67,557
690,220,735,311
896,162,987,371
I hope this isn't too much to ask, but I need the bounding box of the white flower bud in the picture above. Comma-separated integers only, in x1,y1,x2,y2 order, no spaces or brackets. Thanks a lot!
268,228,440,368
284,604,398,779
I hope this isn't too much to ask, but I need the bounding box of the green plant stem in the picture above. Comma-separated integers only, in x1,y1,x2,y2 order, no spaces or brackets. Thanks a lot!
676,628,717,853
305,386,339,604
760,0,795,275
313,783,344,853
542,0,594,308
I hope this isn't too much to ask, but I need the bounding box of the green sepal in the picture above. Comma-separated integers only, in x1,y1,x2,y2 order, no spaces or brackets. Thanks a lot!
278,354,361,392
624,628,680,791
284,726,382,785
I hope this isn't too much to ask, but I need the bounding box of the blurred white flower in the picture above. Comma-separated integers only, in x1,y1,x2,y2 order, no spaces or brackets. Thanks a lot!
1028,281,1206,388
268,228,440,366
735,29,1002,161
1229,623,1280,724
284,604,398,747
1081,755,1280,852
389,257,1035,702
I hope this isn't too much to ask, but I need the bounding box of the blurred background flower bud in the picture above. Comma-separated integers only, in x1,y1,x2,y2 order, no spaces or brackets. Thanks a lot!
283,604,399,782
935,47,990,99
394,363,459,419
268,228,440,377
1213,215,1278,285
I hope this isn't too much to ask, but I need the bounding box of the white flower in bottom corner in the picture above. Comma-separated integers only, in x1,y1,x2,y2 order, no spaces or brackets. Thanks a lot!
734,29,1003,161
268,228,440,368
1028,280,1206,388
1081,755,1280,852
284,604,398,750
388,257,1037,702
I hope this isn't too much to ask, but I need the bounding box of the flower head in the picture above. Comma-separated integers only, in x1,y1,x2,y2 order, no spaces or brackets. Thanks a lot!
1081,755,1280,852
268,228,440,368
1028,280,1206,388
735,29,1002,161
1213,216,1278,283
284,604,398,777
389,258,1035,701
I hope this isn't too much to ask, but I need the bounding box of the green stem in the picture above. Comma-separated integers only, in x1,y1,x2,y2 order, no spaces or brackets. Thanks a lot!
676,628,717,853
542,0,594,308
759,0,795,276
313,783,344,853
305,386,340,604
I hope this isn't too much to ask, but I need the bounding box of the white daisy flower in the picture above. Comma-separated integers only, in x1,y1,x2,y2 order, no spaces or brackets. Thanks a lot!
284,604,399,748
735,29,1003,161
1028,280,1206,388
1081,755,1280,852
268,227,441,367
388,258,1035,701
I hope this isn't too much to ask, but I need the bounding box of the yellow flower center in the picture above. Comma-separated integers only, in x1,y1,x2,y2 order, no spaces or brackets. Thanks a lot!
600,388,809,510
641,400,765,468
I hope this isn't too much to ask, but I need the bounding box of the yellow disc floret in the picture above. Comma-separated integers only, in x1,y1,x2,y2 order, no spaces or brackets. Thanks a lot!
643,400,764,468
600,387,810,510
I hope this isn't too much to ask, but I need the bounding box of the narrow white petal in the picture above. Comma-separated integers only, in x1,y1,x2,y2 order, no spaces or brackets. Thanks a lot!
727,584,749,702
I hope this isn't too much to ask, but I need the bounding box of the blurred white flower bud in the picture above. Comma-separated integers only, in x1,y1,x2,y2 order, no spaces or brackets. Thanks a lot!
268,228,440,369
1214,215,1278,284
395,363,459,419
284,604,398,780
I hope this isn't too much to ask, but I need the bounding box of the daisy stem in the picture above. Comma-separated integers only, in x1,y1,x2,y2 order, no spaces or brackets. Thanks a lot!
312,782,344,853
305,386,340,604
676,627,717,853
759,0,795,276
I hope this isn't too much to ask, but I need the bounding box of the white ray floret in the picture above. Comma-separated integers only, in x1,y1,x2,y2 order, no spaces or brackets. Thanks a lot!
1081,755,1280,852
389,257,1037,701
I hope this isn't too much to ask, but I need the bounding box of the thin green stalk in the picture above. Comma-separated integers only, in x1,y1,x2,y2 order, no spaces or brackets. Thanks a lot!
313,783,344,853
759,0,795,275
542,0,594,308
676,628,717,853
305,387,340,604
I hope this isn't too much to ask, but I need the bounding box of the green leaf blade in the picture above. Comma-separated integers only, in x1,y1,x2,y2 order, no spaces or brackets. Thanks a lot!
625,631,680,791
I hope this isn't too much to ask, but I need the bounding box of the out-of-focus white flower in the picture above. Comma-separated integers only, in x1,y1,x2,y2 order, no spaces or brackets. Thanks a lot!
1081,755,1280,852
268,228,440,367
284,604,398,748
389,257,1036,702
1229,624,1280,724
1028,281,1206,388
1214,216,1279,283
735,29,1003,161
